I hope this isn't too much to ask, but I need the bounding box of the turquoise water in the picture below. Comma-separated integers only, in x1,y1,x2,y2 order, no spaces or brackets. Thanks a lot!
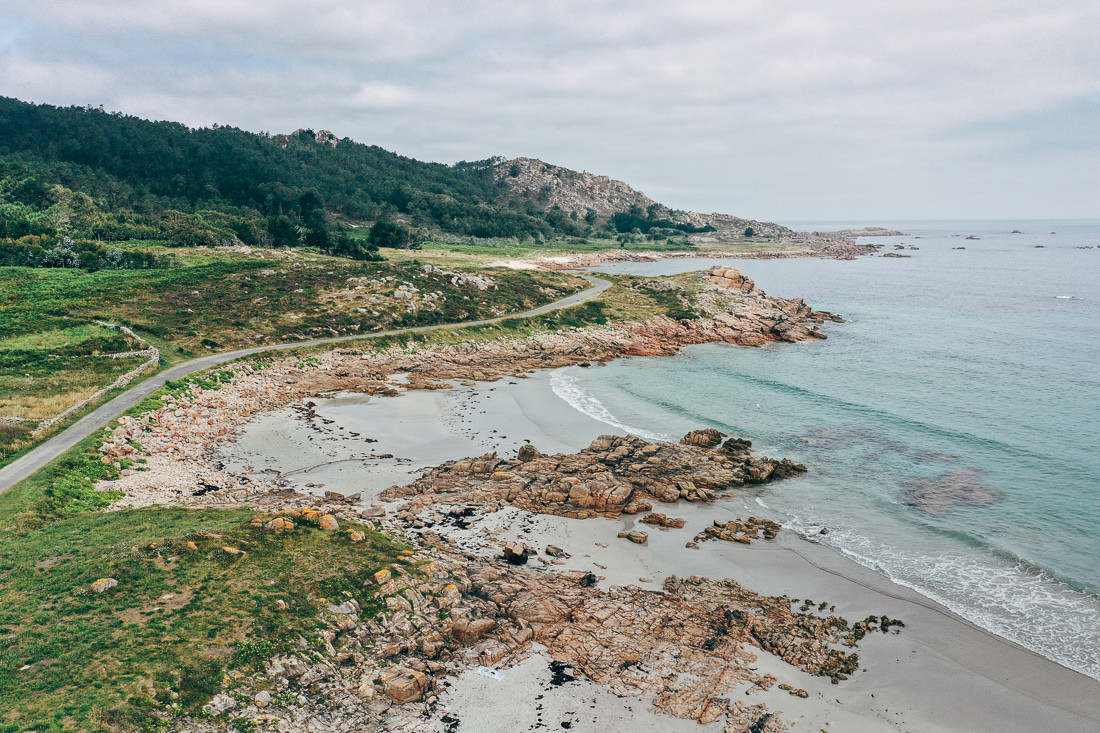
555,221,1100,678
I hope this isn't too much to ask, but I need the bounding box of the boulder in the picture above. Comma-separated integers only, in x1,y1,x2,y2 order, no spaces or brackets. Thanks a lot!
91,578,118,593
449,617,497,644
380,667,430,703
264,517,295,532
517,444,543,461
319,514,340,530
205,693,237,715
680,429,724,448
503,541,532,565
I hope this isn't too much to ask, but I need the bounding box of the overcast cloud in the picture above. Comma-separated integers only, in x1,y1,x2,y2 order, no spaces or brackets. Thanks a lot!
1,0,1097,221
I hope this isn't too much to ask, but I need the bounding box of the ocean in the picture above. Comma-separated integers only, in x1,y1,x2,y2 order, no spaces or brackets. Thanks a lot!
551,220,1100,679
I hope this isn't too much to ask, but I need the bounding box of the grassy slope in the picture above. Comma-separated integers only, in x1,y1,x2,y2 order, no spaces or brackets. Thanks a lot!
0,370,414,732
0,246,588,463
0,505,410,732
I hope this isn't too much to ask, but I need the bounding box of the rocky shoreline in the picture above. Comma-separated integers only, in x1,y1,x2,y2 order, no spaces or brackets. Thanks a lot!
102,267,838,511
91,267,907,732
505,235,881,271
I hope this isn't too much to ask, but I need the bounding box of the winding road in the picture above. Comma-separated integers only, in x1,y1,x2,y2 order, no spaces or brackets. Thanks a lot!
0,274,612,494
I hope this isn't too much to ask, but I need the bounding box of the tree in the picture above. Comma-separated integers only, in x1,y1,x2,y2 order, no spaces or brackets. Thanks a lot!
267,215,299,247
744,227,755,237
326,232,384,261
368,221,416,249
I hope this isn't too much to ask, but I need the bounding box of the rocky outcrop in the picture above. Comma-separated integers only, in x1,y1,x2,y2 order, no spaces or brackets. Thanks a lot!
697,517,782,544
491,157,796,240
493,157,657,220
272,128,340,147
172,525,896,733
382,432,806,519
706,266,755,292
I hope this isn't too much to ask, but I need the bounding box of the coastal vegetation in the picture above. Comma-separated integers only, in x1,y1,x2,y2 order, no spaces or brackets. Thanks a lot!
0,95,875,731
0,496,411,732
0,245,587,464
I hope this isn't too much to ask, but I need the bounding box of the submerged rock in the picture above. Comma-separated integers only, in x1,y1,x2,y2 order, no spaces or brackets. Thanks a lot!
901,468,1002,516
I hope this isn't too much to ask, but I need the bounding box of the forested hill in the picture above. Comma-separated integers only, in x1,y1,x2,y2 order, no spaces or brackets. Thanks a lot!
0,96,569,242
0,96,754,253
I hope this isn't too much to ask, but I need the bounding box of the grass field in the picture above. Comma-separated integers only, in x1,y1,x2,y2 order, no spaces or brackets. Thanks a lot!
0,324,153,462
0,254,584,350
0,503,410,732
0,246,588,464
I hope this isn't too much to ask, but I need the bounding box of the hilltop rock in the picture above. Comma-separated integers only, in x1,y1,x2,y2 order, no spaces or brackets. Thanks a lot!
492,157,795,239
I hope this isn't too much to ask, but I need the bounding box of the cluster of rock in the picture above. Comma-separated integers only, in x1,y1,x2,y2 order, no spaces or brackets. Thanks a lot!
698,516,782,545
382,432,806,519
187,556,485,732
419,263,496,291
178,526,883,732
707,266,757,292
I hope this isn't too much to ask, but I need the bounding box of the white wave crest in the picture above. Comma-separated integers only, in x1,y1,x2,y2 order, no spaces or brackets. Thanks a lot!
549,370,672,442
782,515,1100,681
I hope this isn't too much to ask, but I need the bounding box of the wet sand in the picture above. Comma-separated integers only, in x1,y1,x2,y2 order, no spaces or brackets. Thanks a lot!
221,370,1100,732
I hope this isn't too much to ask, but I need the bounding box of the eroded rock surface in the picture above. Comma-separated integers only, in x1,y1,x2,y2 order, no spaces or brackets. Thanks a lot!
382,432,806,519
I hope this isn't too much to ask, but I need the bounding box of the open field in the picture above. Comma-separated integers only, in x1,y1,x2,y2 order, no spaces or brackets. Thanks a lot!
0,499,410,732
0,246,589,463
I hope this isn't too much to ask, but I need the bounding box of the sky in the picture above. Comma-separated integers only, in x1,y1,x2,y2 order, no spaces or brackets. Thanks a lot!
1,0,1098,223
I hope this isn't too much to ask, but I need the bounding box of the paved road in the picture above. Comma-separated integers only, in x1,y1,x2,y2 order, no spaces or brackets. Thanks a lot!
0,275,612,494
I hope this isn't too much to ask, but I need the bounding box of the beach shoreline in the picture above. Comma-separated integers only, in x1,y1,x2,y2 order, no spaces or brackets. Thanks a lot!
95,269,1100,732
222,374,1100,732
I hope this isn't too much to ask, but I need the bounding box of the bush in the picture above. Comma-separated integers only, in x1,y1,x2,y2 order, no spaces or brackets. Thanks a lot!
0,236,172,270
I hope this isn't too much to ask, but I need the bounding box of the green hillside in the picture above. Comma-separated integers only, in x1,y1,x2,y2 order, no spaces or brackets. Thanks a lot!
0,97,592,249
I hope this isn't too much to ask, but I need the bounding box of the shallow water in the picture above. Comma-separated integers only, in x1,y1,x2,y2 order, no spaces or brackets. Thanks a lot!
565,220,1100,678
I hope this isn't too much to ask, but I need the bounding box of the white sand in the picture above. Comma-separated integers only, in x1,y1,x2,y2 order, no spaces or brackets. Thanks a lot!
436,647,705,733
221,369,1100,732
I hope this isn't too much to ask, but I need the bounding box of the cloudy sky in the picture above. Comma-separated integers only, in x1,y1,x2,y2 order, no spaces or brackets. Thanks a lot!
2,1,1097,222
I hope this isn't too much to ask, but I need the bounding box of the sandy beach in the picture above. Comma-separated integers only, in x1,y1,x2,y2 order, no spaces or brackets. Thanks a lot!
217,369,1100,732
